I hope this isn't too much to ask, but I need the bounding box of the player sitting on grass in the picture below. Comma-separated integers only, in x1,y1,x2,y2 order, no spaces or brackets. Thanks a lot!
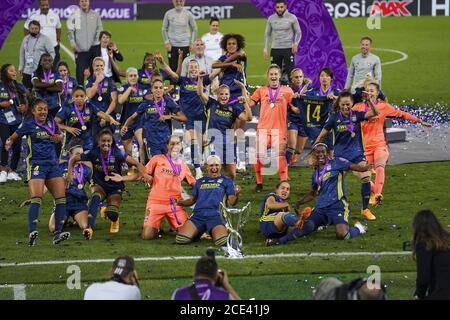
266,143,368,245
174,155,241,249
260,180,312,246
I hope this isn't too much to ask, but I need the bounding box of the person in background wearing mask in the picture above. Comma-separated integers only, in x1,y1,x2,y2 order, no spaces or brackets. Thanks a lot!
24,0,61,68
19,20,55,90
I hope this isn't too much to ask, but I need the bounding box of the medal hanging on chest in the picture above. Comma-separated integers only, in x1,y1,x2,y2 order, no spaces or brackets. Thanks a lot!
100,148,112,181
268,86,281,108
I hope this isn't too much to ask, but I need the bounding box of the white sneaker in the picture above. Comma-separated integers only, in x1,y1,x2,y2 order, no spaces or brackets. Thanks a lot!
0,171,7,183
7,171,21,181
354,221,368,234
237,162,246,173
195,167,203,179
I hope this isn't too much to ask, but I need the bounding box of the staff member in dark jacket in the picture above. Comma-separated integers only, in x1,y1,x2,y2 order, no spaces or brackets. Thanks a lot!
413,209,450,300
85,31,123,84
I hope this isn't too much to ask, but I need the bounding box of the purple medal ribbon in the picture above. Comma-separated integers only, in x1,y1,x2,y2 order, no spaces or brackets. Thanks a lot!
315,158,329,188
165,153,181,176
154,98,165,117
339,111,355,135
99,148,112,177
43,70,53,84
364,100,378,112
74,163,84,186
170,196,182,226
34,117,56,136
144,69,153,83
97,80,104,98
7,87,16,103
72,103,86,128
228,98,238,104
189,77,198,85
320,86,332,96
268,86,281,105
290,84,303,94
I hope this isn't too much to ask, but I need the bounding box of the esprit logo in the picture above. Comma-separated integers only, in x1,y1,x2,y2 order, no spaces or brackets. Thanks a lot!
371,1,413,17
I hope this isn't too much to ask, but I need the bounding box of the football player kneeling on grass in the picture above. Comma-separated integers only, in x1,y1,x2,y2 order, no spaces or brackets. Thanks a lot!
174,155,241,250
266,143,368,246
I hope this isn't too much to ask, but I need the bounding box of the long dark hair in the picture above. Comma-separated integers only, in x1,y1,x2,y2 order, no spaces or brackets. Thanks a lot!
1,64,26,95
412,210,450,257
34,53,55,80
57,61,71,78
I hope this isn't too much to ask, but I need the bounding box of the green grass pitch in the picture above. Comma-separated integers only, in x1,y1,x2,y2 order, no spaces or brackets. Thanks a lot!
0,16,449,300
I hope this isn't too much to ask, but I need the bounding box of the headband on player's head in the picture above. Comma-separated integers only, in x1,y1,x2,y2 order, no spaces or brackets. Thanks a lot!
312,142,328,151
68,145,83,153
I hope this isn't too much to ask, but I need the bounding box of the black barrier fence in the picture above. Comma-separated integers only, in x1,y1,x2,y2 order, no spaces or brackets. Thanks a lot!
137,0,450,20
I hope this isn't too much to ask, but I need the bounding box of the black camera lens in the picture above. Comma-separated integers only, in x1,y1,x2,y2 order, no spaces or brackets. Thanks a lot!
206,247,216,260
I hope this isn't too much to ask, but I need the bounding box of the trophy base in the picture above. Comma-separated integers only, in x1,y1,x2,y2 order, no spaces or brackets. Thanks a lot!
223,245,245,259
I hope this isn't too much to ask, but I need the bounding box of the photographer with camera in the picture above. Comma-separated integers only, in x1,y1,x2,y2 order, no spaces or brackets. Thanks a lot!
314,277,386,300
84,256,141,300
171,249,240,300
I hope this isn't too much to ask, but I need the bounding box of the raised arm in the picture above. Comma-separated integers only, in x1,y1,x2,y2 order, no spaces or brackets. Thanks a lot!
155,51,179,83
197,74,208,105
118,86,133,105
86,74,103,99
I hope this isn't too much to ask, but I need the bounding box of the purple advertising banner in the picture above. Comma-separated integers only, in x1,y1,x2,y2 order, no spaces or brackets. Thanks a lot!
0,0,34,49
21,0,136,20
138,0,252,3
252,0,347,89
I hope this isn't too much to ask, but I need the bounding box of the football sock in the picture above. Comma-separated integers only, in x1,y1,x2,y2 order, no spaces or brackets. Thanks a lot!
87,192,102,227
361,177,371,210
28,197,42,232
106,205,119,222
54,197,67,232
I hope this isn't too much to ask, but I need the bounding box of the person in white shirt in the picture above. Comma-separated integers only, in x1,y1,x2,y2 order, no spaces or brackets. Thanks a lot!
201,17,223,62
84,256,141,300
180,39,214,77
24,0,61,68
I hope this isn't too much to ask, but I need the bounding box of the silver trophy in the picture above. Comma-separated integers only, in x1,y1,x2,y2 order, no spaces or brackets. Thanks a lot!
220,201,251,258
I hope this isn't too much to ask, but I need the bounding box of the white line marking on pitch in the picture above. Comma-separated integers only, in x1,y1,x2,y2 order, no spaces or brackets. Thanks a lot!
0,285,27,300
0,251,410,267
60,43,75,61
344,46,409,66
